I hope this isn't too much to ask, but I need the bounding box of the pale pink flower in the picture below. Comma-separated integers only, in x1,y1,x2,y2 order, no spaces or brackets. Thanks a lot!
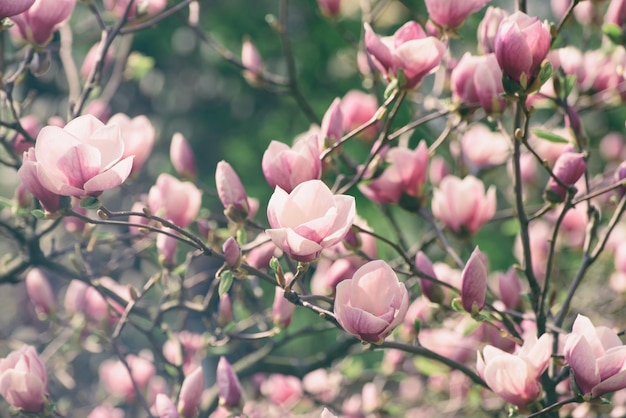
334,260,409,344
340,90,379,141
565,314,626,397
494,11,551,84
320,98,344,149
25,268,56,316
13,115,41,157
88,403,125,418
364,21,446,89
459,124,510,172
162,331,204,376
157,230,178,266
431,175,496,235
222,237,241,268
17,148,61,213
498,268,522,310
460,247,488,313
477,7,508,54
99,354,155,402
425,0,490,30
359,141,429,204
31,114,134,197
107,113,155,177
260,374,303,407
420,327,477,363
178,367,204,418
477,333,552,407
0,346,48,413
10,0,75,45
242,39,264,84
415,252,443,303
217,357,243,408
266,179,355,262
169,133,197,180
80,42,115,80
154,394,179,418
450,53,505,115
303,369,341,404
429,156,450,187
606,0,626,28
262,136,321,193
272,286,296,328
148,173,202,228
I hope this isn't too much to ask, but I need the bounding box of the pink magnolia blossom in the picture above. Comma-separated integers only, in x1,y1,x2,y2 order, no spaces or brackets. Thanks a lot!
169,133,197,180
148,173,202,228
178,367,204,418
460,247,488,313
0,346,48,413
477,7,508,54
364,21,446,89
359,141,429,205
162,331,204,376
415,252,444,303
216,161,250,222
450,53,506,115
340,90,379,141
13,115,41,157
320,98,344,149
498,268,522,310
272,286,296,328
458,124,510,172
262,136,321,193
10,0,75,45
266,179,355,262
17,148,61,213
154,394,179,418
88,403,125,418
564,314,626,397
260,374,303,408
107,113,155,177
217,357,243,408
31,114,134,197
99,354,156,402
80,42,115,80
157,230,178,266
222,237,241,268
431,175,496,235
0,0,34,19
334,260,409,344
477,333,552,408
606,0,626,28
545,152,586,203
494,11,551,84
424,0,490,30
25,268,56,316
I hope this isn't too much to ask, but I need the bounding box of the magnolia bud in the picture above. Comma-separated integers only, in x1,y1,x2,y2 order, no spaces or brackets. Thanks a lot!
272,285,296,328
216,161,249,223
170,133,197,180
222,237,241,268
25,268,57,316
498,268,522,310
460,247,488,314
415,252,444,303
544,152,586,203
178,367,204,418
615,161,626,198
318,0,341,18
242,38,263,85
217,293,234,327
217,357,243,408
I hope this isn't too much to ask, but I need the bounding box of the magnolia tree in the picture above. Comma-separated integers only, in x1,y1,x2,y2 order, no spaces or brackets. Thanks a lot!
3,0,626,417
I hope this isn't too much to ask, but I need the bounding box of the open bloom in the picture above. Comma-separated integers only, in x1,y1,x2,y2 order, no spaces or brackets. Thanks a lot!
17,148,61,213
564,314,626,397
10,0,75,46
494,11,551,84
334,260,409,344
364,21,446,89
424,0,490,30
107,113,155,177
30,114,134,197
262,136,321,193
266,180,355,262
451,53,505,115
0,346,48,412
148,173,202,228
477,333,552,408
431,175,496,235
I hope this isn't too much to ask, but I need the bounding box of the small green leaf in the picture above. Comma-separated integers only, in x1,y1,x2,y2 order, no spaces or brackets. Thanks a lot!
384,78,399,99
80,196,101,209
236,228,247,246
450,297,464,312
31,209,45,219
502,73,524,97
603,23,622,45
532,129,570,144
125,52,155,81
218,270,234,296
564,75,577,98
269,256,280,273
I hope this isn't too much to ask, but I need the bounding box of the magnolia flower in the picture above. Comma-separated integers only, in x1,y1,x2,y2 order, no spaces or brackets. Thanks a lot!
451,54,506,115
25,268,57,316
262,136,321,193
565,314,626,397
104,0,167,19
340,90,379,141
169,133,197,180
460,247,488,313
477,333,552,408
266,179,355,262
545,152,586,203
334,260,409,344
17,148,61,213
107,113,155,177
0,0,34,20
364,21,446,89
10,0,75,46
29,115,134,197
431,175,496,235
477,7,508,54
216,161,250,222
178,367,204,418
273,286,296,328
494,11,551,84
425,0,490,30
148,173,202,228
0,346,48,412
217,357,243,408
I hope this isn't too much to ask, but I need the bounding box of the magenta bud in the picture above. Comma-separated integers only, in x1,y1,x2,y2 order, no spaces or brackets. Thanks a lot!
222,237,242,268
425,0,490,30
217,357,243,408
216,161,249,223
11,0,76,46
272,286,296,328
545,152,586,203
178,367,204,418
318,0,340,18
25,268,57,316
320,98,344,147
170,133,197,180
460,246,488,313
0,0,34,20
477,7,508,54
415,252,444,303
217,293,233,327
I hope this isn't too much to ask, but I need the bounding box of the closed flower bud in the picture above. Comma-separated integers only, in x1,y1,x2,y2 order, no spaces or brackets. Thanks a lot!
273,286,296,328
155,394,179,418
615,160,626,198
222,237,241,268
498,268,522,310
25,268,57,316
217,357,243,408
318,0,341,18
320,98,344,148
477,7,508,54
216,161,250,223
460,247,488,313
170,133,197,180
242,38,264,85
157,231,178,267
178,367,204,418
451,53,506,115
544,152,586,203
0,0,34,19
415,252,444,303
217,294,233,327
